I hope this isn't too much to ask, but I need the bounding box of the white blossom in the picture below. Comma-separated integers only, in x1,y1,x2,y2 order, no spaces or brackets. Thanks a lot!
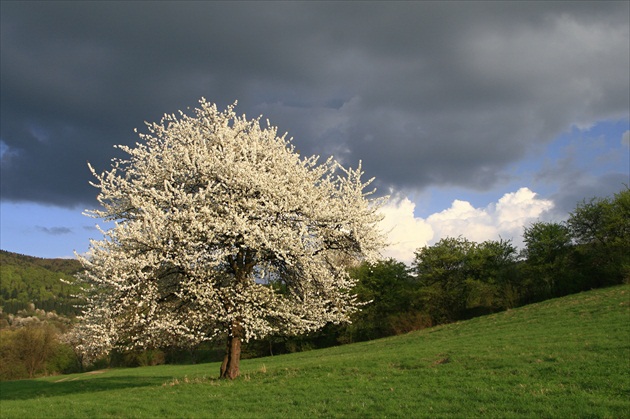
75,99,386,363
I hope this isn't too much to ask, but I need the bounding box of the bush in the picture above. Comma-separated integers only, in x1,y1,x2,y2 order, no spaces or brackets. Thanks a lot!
388,311,433,335
109,349,167,368
0,329,28,380
0,322,81,380
47,342,82,374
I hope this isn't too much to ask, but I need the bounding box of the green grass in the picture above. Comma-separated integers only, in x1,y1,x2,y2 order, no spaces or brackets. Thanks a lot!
2,285,629,418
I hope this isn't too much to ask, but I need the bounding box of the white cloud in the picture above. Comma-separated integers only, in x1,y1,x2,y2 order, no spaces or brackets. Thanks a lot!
427,199,496,245
622,130,630,147
494,188,555,243
379,187,554,264
378,196,433,264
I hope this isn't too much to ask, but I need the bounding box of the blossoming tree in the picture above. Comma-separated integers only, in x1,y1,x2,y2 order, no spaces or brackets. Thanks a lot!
75,99,385,378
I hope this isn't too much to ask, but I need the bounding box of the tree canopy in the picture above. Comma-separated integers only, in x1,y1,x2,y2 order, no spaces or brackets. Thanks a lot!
567,188,630,285
74,100,385,378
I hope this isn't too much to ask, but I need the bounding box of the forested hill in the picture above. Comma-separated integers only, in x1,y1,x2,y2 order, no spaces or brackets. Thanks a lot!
0,250,82,275
0,250,84,315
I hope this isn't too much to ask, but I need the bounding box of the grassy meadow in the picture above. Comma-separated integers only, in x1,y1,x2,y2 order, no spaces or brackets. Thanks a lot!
1,284,629,418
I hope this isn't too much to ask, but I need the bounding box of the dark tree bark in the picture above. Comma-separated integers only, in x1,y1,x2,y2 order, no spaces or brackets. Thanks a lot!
219,323,243,379
219,250,256,379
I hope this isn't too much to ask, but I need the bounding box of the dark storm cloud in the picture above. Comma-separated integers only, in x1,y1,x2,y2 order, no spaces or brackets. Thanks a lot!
536,158,629,218
1,1,628,207
552,172,629,215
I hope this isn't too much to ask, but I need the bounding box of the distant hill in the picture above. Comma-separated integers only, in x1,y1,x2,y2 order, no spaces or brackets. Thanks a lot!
0,250,82,275
0,250,84,315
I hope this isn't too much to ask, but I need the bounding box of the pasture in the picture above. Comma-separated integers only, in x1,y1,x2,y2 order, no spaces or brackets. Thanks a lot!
1,285,628,418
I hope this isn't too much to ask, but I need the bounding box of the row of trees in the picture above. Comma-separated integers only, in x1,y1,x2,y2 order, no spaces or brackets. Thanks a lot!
338,188,630,344
524,189,629,295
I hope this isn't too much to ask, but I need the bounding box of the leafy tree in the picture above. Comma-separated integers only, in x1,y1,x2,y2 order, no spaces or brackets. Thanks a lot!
465,239,519,311
522,221,574,298
75,100,385,379
0,329,28,380
346,259,417,341
17,324,57,378
412,237,519,322
567,188,630,285
0,320,80,380
412,237,474,324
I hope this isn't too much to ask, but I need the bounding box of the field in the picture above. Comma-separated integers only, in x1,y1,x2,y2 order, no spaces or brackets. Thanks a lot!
1,285,629,418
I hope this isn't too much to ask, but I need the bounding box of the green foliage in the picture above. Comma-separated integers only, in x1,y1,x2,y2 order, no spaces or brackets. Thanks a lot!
1,285,627,418
465,239,519,311
519,188,630,302
346,259,419,341
0,330,29,380
0,323,80,380
46,342,81,374
109,349,167,368
567,188,630,285
523,222,572,264
0,251,82,275
412,237,518,324
0,250,84,315
413,237,474,323
522,221,575,299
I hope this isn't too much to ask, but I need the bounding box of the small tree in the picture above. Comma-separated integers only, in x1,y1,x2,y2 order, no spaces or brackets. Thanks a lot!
76,100,385,379
3,324,58,378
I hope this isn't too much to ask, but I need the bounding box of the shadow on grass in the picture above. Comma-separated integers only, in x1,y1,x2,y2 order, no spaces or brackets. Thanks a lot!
0,373,176,401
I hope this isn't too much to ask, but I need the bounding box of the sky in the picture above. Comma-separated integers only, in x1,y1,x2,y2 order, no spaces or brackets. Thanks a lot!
1,1,628,264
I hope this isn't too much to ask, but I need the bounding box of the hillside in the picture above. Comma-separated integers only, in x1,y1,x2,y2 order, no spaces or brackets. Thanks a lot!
0,250,84,315
0,250,82,275
1,284,628,418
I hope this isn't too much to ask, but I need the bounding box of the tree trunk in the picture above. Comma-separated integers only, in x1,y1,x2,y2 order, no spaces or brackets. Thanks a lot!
220,255,253,380
219,323,243,379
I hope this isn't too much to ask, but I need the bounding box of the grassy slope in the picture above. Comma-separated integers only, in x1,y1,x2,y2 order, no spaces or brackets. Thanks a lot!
1,285,629,418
